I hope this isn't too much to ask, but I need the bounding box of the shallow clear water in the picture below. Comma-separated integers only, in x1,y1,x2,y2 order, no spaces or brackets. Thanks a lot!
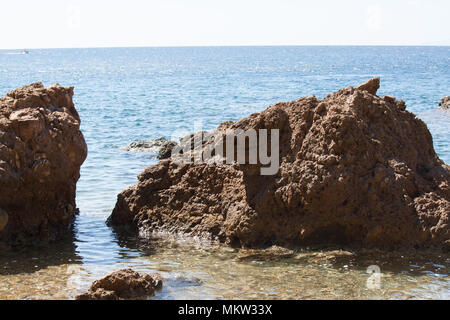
0,228,448,300
0,46,448,300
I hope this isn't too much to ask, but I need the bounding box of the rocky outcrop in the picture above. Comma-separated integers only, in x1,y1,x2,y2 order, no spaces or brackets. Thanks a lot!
439,96,449,110
0,83,87,245
108,79,450,251
76,269,163,300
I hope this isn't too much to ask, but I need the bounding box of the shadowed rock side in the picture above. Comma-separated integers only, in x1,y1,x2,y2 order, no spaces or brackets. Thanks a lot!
157,141,178,160
109,79,450,251
0,83,87,246
76,269,163,300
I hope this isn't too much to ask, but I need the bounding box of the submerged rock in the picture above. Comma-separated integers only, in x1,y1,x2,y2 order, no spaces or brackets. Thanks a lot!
124,137,183,160
109,79,449,251
294,250,354,264
237,246,295,262
439,96,449,110
76,269,163,300
125,132,227,160
0,83,87,245
124,137,175,153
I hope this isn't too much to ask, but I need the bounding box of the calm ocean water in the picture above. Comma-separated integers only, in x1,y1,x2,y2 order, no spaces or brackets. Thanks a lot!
0,47,449,300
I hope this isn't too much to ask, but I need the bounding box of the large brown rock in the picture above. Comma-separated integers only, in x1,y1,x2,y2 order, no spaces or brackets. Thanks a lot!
0,83,87,245
76,269,163,300
108,79,450,251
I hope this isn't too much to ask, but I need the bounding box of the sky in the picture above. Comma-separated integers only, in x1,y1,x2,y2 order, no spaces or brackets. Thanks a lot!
0,0,449,49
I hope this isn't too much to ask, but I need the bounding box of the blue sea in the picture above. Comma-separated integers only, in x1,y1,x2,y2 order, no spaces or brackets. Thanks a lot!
0,47,449,300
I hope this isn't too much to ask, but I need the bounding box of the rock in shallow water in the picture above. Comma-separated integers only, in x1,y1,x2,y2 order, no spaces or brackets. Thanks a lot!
76,269,163,300
108,79,450,251
439,96,449,110
0,83,87,245
124,137,173,153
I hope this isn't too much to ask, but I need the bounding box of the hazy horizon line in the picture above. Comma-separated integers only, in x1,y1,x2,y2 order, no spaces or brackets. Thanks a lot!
1,44,449,50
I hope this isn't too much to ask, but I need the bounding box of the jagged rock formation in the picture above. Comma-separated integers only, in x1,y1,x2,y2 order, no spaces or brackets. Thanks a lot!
108,79,449,251
0,83,87,245
439,96,449,110
76,269,162,300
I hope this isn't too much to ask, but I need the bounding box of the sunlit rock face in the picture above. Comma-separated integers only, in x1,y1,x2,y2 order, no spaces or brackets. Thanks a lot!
0,83,87,245
109,79,449,251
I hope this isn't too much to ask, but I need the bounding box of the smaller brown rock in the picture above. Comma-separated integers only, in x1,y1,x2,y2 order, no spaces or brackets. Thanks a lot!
357,77,380,95
439,96,449,110
76,289,119,301
76,269,163,300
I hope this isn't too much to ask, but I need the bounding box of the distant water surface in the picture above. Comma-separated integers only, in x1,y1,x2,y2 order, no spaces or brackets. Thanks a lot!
0,46,448,299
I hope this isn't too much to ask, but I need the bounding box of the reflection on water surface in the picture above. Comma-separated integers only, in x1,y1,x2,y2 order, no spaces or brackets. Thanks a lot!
0,215,448,300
